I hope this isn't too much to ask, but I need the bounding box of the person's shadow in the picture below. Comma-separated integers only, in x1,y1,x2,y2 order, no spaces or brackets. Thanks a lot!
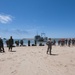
0,52,5,53
11,51,16,52
51,54,58,56
49,54,58,56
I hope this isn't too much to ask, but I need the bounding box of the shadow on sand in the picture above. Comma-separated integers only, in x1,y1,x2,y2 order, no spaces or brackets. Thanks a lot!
11,51,16,52
48,54,58,56
0,52,5,53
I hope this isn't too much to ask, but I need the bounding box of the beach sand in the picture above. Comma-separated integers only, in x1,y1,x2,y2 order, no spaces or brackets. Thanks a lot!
0,46,75,75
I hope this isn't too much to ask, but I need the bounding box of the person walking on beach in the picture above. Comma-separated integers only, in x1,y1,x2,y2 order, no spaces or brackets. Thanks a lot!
8,36,14,51
46,38,53,55
0,37,5,52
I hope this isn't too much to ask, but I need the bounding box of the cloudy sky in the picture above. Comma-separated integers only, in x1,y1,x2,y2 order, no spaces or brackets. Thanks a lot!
0,0,75,39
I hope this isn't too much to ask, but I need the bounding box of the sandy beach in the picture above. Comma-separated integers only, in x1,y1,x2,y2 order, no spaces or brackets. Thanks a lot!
0,45,75,75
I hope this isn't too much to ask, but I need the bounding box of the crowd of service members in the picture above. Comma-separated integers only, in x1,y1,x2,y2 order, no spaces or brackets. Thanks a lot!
0,36,14,53
0,37,39,53
0,36,75,53
58,39,75,47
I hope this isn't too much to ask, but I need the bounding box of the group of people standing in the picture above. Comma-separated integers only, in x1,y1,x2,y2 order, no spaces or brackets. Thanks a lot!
15,40,24,46
15,40,31,46
58,39,75,47
0,36,14,53
46,38,75,55
0,36,75,55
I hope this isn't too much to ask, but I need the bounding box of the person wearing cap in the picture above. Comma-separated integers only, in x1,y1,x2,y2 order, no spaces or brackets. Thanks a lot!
0,37,5,52
46,38,53,55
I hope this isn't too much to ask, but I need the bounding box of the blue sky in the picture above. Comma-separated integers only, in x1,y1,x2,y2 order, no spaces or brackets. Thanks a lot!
0,0,75,39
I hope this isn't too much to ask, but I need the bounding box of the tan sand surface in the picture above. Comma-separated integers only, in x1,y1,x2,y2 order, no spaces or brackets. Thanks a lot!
0,46,75,75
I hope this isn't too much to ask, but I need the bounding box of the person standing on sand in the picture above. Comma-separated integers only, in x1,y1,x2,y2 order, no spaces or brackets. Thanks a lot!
68,39,71,47
28,40,30,46
0,37,5,52
20,40,23,46
46,38,53,55
53,39,56,45
8,36,14,52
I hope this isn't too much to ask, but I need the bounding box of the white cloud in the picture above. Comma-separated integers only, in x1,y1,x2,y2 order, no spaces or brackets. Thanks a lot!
0,28,39,38
0,29,29,36
0,14,13,24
